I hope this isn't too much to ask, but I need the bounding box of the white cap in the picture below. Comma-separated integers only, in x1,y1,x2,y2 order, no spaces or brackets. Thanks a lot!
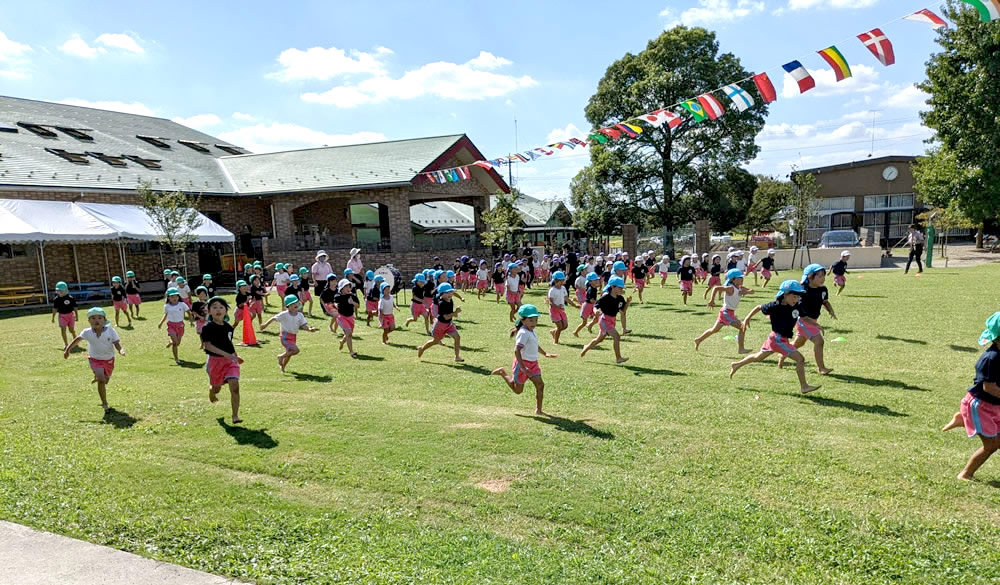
841,250,851,257
750,245,759,252
767,248,775,255
338,278,352,291
315,250,328,259
349,247,361,257
727,246,735,252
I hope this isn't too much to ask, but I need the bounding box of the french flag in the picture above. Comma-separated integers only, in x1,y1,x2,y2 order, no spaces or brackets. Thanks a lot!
782,60,816,94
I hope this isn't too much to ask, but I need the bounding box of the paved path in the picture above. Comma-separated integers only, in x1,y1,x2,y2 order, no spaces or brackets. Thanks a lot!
0,521,249,585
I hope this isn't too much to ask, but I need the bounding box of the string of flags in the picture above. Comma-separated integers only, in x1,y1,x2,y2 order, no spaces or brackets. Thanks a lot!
422,2,998,186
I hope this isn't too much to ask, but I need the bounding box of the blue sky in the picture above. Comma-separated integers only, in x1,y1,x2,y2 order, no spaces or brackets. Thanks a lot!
0,0,948,203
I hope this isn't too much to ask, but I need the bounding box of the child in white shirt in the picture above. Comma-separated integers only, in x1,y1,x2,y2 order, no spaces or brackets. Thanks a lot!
260,294,317,373
64,307,124,413
491,304,557,414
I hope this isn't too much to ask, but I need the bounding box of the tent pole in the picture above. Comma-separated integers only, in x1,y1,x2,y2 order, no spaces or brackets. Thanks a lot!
103,243,112,283
232,242,238,285
39,243,49,305
72,245,82,284
118,241,127,276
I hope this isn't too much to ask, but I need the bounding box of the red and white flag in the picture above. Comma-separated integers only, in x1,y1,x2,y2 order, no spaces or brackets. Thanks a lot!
697,93,725,120
752,72,778,104
456,166,470,180
640,108,682,129
473,161,494,171
858,28,895,67
904,8,948,29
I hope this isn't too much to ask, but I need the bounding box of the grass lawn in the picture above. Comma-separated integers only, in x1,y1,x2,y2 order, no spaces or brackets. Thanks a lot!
2,266,1000,584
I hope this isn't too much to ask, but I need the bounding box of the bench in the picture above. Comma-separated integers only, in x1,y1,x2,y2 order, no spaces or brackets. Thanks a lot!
0,292,45,307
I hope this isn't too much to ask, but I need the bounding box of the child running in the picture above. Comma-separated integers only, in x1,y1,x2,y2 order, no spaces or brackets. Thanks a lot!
52,281,79,349
109,276,132,327
63,307,125,413
631,259,648,304
191,286,209,347
491,304,557,414
580,276,629,364
232,280,250,330
831,251,850,296
729,280,821,394
476,260,489,299
546,271,576,345
175,276,192,308
200,297,243,424
364,271,379,326
492,262,506,303
248,275,266,326
404,273,431,334
704,255,723,299
334,278,360,358
760,249,778,288
696,269,753,354
677,255,695,305
777,264,837,375
506,263,523,321
658,254,672,287
124,271,141,319
377,282,396,344
261,294,318,372
942,312,1000,480
201,273,217,298
417,283,463,361
158,287,189,363
573,272,601,337
297,268,315,316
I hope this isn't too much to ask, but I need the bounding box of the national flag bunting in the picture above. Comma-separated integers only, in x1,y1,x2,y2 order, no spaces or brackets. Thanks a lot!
904,9,948,29
615,123,640,138
424,172,437,183
448,169,460,182
473,161,494,171
534,147,553,156
568,138,588,148
598,127,622,140
640,109,682,129
681,99,708,122
857,28,895,67
509,154,528,163
782,60,816,94
723,84,755,112
456,166,470,180
434,171,447,183
818,46,852,81
753,72,777,104
588,133,609,144
523,150,541,161
697,93,726,120
548,142,568,150
961,0,1000,22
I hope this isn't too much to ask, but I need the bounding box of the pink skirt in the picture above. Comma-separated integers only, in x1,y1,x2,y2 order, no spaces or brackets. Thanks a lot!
113,300,128,311
494,283,505,294
512,358,541,384
761,269,772,280
761,331,794,356
298,290,312,302
680,280,693,293
834,274,846,286
580,303,594,318
506,291,521,304
599,314,617,334
477,280,488,290
411,302,427,317
167,320,184,339
380,314,396,330
795,318,821,339
126,294,141,305
89,357,115,379
961,393,1000,438
337,315,356,332
366,300,378,313
716,308,740,328
707,275,721,287
550,307,567,323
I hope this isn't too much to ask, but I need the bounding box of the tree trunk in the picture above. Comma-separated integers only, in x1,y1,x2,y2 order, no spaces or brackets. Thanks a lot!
977,225,984,249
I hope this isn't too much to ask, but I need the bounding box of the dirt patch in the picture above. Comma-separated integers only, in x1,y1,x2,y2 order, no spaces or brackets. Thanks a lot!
476,478,512,493
446,422,490,430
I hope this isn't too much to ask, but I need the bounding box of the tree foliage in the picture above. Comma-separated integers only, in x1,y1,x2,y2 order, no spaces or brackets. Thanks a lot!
740,176,794,238
481,189,525,248
789,171,820,247
137,181,203,260
917,1,1000,225
584,26,768,232
569,166,645,237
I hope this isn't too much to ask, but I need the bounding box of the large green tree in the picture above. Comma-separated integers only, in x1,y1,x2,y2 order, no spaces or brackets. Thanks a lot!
917,0,1000,240
481,189,526,248
739,175,794,242
584,26,768,241
569,166,646,238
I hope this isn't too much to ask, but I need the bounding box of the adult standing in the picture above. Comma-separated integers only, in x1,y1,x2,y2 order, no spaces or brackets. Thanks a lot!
565,245,579,289
905,224,925,274
347,247,364,288
311,250,333,297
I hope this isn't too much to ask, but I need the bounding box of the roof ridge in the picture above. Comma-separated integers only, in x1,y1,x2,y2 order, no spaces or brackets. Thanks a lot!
218,134,467,159
0,94,173,123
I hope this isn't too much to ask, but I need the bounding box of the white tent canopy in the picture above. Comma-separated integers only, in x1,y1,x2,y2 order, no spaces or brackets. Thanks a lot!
0,199,234,243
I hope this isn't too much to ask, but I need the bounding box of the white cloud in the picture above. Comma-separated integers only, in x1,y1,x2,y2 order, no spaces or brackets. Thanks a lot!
885,84,929,109
232,112,256,121
269,45,391,82
781,63,881,98
95,32,144,54
59,35,105,58
547,123,587,144
0,31,31,79
787,0,878,10
217,122,386,153
661,0,765,27
56,98,156,116
171,113,222,130
301,52,536,107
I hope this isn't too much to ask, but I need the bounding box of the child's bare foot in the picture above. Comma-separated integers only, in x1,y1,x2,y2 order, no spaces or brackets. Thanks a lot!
738,348,752,355
350,352,358,358
616,357,629,364
232,418,243,425
941,412,964,432
580,348,588,357
729,363,739,378
818,368,833,375
209,389,219,403
957,472,974,481
694,339,701,351
491,367,506,376
800,385,821,394
454,356,464,362
777,357,785,369
535,408,545,415
417,346,425,358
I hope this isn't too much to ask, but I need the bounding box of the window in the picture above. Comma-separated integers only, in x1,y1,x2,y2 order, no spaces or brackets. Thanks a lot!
124,155,162,170
0,243,30,259
87,152,127,167
17,122,57,138
137,135,171,149
203,211,222,225
178,139,210,153
864,193,914,210
214,144,243,155
56,127,93,141
816,196,855,213
831,213,855,229
45,148,90,164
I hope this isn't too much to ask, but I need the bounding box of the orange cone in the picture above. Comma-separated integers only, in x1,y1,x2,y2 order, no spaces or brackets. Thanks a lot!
241,305,258,346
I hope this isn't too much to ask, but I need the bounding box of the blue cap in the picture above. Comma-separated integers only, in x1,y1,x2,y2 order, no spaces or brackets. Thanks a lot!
374,275,385,283
434,270,444,280
166,287,180,297
586,272,600,282
613,261,627,272
446,270,456,278
551,270,566,282
380,282,391,292
326,273,337,280
365,270,374,279
344,268,354,276
777,280,807,299
608,276,626,289
724,269,744,286
414,273,426,282
437,283,454,294
289,274,300,281
803,263,826,279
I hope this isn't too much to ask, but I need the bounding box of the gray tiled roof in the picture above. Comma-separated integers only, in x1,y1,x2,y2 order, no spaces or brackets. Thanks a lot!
0,95,241,194
411,193,570,230
217,135,464,195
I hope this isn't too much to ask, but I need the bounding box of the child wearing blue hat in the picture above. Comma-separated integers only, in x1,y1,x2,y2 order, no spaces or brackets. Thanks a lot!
696,269,754,354
404,273,432,335
505,264,523,321
942,312,1000,480
296,268,315,316
729,280,820,394
546,271,577,345
365,273,383,327
573,272,602,337
492,304,557,414
777,264,837,375
580,276,629,364
63,307,125,413
377,282,396,344
260,294,318,372
417,283,463,361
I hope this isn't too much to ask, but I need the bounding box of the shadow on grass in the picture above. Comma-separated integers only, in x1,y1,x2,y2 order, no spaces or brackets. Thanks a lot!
844,294,888,299
257,330,277,336
515,414,614,440
101,408,139,429
949,344,978,354
176,359,204,369
875,334,928,346
827,373,927,391
799,395,907,417
827,328,854,334
622,364,686,376
428,361,494,376
133,316,147,321
626,333,672,340
290,372,333,383
217,417,278,449
353,354,384,361
385,342,415,349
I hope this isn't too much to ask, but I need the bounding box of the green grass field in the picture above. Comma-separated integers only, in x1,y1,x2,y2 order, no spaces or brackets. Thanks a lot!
2,267,1000,584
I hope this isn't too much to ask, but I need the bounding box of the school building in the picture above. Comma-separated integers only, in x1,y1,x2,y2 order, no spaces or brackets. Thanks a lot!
0,95,509,292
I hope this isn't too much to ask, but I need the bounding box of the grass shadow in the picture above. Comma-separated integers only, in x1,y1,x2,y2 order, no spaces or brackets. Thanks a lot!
622,364,686,376
100,408,139,429
827,373,927,391
875,334,928,346
257,330,277,336
429,361,494,376
844,294,888,299
385,342,414,349
827,328,854,334
949,344,979,354
290,371,333,383
515,414,614,440
353,354,384,361
799,395,907,417
132,316,147,321
217,417,278,449
626,333,672,340
176,359,204,369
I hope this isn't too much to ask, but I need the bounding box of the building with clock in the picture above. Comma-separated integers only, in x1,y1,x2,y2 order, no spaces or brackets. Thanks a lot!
795,155,931,247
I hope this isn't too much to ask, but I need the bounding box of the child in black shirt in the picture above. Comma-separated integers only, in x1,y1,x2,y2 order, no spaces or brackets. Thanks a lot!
417,284,463,362
631,262,648,304
760,249,778,288
200,297,242,424
677,256,696,305
333,279,360,357
580,277,628,364
51,281,79,348
124,271,142,318
830,250,849,296
248,275,266,326
778,264,837,375
110,276,132,328
729,280,820,394
404,274,432,335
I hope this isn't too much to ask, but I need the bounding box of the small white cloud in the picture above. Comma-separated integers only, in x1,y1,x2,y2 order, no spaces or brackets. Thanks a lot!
466,51,512,70
547,123,587,144
662,0,765,27
56,98,155,116
787,0,878,10
232,112,256,121
885,84,929,109
781,63,881,98
95,32,144,54
59,35,105,59
0,31,31,62
268,45,391,82
218,122,386,153
171,113,222,130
